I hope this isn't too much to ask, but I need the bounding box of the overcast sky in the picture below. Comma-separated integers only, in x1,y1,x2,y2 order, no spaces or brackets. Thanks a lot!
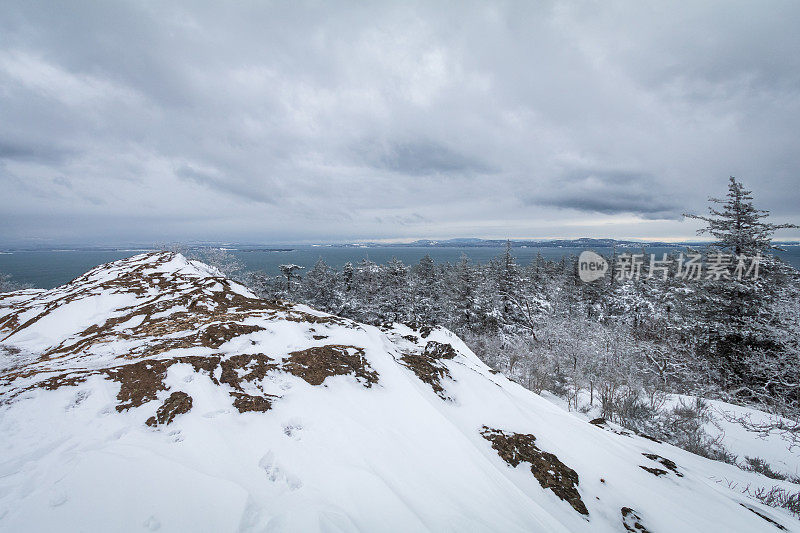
1,1,799,245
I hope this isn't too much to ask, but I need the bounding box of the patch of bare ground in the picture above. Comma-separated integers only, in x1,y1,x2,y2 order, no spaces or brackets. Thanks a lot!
639,465,669,477
146,391,193,426
588,417,642,438
740,503,787,530
5,346,378,415
642,453,683,477
284,345,378,387
230,391,276,413
398,341,458,399
480,426,588,516
422,340,457,359
108,356,221,411
199,323,264,348
403,322,434,338
621,507,651,532
36,371,98,391
0,254,379,419
399,353,452,398
220,353,279,390
2,253,285,360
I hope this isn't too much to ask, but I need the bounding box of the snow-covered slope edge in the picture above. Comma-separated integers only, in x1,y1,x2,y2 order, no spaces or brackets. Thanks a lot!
0,252,796,532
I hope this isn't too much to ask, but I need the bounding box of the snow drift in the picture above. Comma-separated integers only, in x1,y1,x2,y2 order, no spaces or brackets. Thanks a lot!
0,252,797,532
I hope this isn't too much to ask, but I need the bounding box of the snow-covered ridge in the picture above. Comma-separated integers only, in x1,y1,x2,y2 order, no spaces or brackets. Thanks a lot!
0,252,797,532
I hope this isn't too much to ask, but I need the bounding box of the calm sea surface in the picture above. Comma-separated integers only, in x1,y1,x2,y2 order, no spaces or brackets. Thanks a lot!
1,246,799,290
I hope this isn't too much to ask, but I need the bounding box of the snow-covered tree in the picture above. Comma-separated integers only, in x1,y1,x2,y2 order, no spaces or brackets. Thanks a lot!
684,176,797,255
278,264,304,292
0,272,31,293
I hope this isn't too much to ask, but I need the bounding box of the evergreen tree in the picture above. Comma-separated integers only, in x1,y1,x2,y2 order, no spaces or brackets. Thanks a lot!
684,176,797,255
278,264,304,292
451,254,477,330
302,258,336,309
342,262,354,292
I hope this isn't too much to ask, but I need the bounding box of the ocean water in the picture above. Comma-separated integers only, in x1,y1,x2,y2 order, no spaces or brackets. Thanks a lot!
1,246,799,290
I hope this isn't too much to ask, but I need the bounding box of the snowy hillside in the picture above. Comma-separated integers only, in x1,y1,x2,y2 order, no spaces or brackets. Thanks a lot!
0,252,797,532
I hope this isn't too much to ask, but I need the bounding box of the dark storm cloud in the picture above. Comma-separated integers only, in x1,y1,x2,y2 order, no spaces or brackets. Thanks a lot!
0,0,798,245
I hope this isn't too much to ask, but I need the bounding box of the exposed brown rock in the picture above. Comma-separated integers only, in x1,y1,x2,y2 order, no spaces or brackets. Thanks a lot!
146,391,193,426
219,353,278,390
404,323,434,338
284,345,378,387
481,426,588,516
399,352,452,398
398,340,459,399
639,465,669,477
230,391,275,413
106,356,221,411
199,323,264,349
423,341,457,360
642,453,683,477
621,507,651,532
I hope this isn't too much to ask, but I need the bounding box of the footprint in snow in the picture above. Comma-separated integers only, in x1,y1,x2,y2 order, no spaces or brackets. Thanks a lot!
282,418,304,439
66,390,91,410
48,492,68,507
98,404,118,416
259,451,302,490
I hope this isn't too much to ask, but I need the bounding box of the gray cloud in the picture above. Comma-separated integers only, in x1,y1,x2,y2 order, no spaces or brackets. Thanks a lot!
0,0,798,245
530,170,681,219
354,140,496,176
0,140,74,164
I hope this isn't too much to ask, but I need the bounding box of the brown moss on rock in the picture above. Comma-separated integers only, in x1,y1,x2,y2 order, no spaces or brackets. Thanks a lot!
404,322,433,338
642,453,683,477
399,352,452,398
38,371,96,391
621,507,652,532
199,323,264,349
220,353,278,390
397,341,459,399
106,355,220,411
481,426,588,516
397,341,460,399
146,391,193,426
107,359,171,411
230,391,276,413
284,345,378,387
639,465,669,477
423,341,458,360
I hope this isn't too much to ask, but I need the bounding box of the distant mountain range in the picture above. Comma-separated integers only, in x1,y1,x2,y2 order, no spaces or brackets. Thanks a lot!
332,238,757,249
3,238,799,252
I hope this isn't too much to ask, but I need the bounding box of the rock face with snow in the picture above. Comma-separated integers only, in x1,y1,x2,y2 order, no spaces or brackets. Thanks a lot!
0,252,796,532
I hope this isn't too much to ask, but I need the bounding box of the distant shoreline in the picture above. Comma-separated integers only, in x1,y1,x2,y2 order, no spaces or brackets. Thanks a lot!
2,238,799,253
